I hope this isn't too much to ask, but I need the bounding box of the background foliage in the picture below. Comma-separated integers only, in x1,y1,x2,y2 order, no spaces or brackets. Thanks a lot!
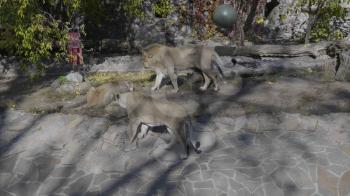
296,0,350,43
0,0,349,77
0,0,81,77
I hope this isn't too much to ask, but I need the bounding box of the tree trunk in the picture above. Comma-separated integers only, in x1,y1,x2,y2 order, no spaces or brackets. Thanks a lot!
304,15,317,44
215,41,336,57
225,56,337,77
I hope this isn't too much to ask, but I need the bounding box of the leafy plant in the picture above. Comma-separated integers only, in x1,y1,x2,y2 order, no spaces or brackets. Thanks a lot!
0,0,81,76
122,0,145,19
296,0,350,43
58,75,68,85
152,0,174,18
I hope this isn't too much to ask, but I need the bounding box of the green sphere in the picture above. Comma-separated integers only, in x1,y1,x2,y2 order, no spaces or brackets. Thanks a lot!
213,4,237,28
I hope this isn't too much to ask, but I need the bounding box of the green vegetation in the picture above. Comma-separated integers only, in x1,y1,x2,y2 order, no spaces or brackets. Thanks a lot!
0,0,81,77
87,71,155,86
297,0,350,43
152,0,174,18
57,75,68,85
122,0,145,19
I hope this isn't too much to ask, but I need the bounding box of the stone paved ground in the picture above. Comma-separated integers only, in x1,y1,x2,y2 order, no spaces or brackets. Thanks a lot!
0,76,350,196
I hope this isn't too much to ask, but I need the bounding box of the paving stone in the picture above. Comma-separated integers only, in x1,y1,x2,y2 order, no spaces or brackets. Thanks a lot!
317,166,339,196
34,155,61,182
181,162,200,176
123,176,147,193
151,144,184,164
339,170,350,196
208,147,238,158
202,170,235,179
261,159,279,175
227,189,239,196
50,166,76,178
235,171,262,193
214,116,247,134
327,148,350,167
13,158,34,175
186,171,202,181
212,172,229,192
209,157,236,170
236,187,253,196
183,181,194,195
199,163,208,171
84,190,101,196
0,154,18,173
328,163,349,176
245,113,280,132
64,174,93,195
229,178,244,191
0,173,12,189
287,167,314,189
0,189,13,196
270,169,299,195
253,186,266,196
92,173,108,186
237,167,265,179
263,182,284,196
340,144,350,157
70,170,86,182
163,186,185,196
193,180,214,189
36,177,69,195
193,188,216,196
7,181,40,196
236,156,260,168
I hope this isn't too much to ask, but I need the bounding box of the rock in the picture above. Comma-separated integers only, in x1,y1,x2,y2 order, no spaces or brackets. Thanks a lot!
0,57,18,79
55,82,91,95
90,56,143,73
66,72,83,83
266,0,308,41
335,51,350,81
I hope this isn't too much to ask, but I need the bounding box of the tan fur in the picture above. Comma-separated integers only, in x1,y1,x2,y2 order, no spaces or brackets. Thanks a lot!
86,83,124,108
142,43,223,91
114,91,200,158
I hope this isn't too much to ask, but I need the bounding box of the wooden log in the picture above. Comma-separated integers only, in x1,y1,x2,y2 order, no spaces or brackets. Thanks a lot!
215,40,350,58
335,50,350,81
222,56,337,77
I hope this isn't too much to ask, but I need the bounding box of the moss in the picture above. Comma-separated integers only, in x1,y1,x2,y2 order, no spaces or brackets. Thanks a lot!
87,71,156,86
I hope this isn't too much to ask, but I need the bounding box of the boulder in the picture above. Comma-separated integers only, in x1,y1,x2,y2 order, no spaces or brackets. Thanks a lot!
66,72,83,83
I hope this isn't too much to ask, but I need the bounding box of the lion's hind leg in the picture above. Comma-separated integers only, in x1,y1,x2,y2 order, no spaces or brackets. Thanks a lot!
200,71,212,91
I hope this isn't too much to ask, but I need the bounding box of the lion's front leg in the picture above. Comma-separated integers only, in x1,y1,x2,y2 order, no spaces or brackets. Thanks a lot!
152,70,165,91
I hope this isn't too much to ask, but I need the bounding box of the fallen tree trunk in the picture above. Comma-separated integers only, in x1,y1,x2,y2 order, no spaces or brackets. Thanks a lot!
222,56,337,77
215,40,350,58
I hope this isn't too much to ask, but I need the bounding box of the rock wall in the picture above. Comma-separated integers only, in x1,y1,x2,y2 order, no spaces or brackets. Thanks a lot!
91,0,350,51
265,0,307,42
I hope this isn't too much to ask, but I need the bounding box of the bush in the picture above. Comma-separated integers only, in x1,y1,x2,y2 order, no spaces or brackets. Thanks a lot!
0,0,81,77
